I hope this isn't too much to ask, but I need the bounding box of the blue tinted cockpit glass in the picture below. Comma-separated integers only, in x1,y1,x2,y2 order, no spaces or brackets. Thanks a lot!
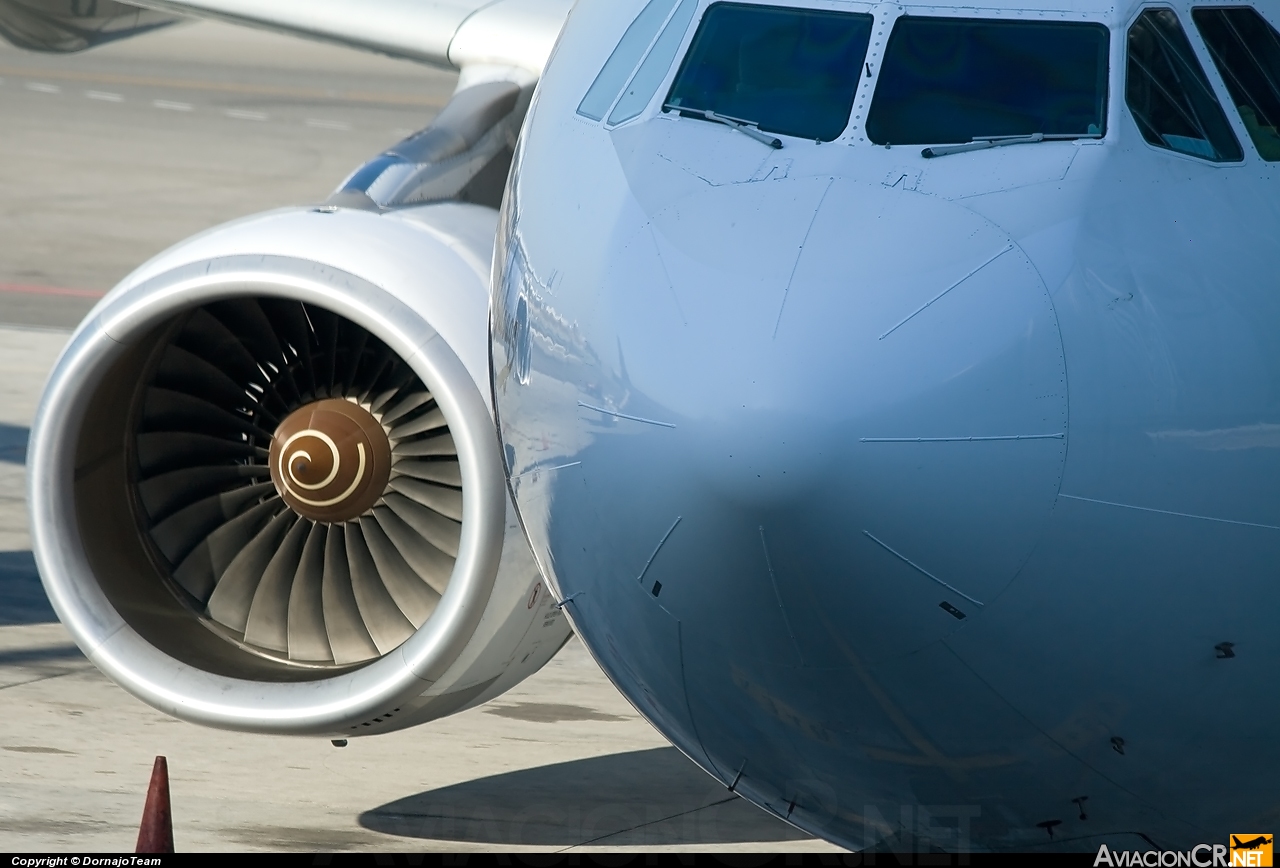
1127,9,1241,162
665,3,872,142
865,18,1109,145
1193,6,1280,161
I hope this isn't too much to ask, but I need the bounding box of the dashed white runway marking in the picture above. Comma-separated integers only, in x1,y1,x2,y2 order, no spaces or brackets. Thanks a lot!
306,118,351,131
13,79,393,136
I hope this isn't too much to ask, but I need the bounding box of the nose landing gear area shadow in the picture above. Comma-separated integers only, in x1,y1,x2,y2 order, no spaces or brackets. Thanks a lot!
0,423,27,464
0,551,56,625
360,746,812,846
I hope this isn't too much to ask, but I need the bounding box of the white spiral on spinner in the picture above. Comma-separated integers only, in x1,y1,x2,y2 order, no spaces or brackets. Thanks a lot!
277,428,367,508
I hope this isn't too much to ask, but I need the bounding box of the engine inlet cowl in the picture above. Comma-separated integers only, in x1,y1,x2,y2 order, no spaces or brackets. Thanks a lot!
24,204,570,736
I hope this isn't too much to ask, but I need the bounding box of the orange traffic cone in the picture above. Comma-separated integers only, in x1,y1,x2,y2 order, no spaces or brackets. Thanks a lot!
135,756,174,853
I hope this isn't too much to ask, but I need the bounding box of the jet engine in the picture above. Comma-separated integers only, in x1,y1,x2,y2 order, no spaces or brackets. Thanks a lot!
27,200,572,736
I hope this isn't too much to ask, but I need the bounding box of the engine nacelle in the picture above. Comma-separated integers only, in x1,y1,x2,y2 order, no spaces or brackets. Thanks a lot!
28,202,571,737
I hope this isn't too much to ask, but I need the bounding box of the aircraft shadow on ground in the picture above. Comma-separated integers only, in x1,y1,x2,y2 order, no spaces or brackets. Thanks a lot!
360,745,810,846
0,550,56,625
0,423,27,465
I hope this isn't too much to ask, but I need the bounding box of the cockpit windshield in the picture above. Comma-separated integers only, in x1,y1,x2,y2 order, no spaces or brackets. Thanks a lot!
865,18,1109,146
665,3,872,142
1193,6,1280,162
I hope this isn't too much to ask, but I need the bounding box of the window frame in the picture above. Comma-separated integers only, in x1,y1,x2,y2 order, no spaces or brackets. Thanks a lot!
577,0,880,142
1190,3,1280,163
662,0,876,142
850,6,1118,147
1122,4,1248,165
576,0,685,123
860,13,1113,148
577,1,1127,152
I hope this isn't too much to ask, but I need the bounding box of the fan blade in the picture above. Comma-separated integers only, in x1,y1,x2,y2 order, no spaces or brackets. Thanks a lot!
286,522,333,662
388,407,447,440
338,323,371,396
177,308,291,416
141,387,271,441
148,482,276,565
344,523,417,654
136,432,264,476
260,299,317,398
311,305,340,396
138,464,271,524
374,503,453,595
244,515,312,652
387,476,463,523
171,497,282,602
154,344,277,426
392,432,456,458
354,340,395,403
379,391,434,426
207,299,303,405
392,459,461,487
368,364,418,414
205,506,295,632
320,527,380,664
359,514,440,625
383,492,461,558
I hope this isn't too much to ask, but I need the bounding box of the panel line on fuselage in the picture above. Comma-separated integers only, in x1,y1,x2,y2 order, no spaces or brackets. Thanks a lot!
577,400,677,428
860,433,1065,443
862,530,985,607
1057,493,1280,531
637,515,682,586
758,525,803,665
509,460,582,480
877,243,1015,341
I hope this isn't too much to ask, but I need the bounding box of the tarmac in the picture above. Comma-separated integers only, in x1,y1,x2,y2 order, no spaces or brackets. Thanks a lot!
0,18,840,854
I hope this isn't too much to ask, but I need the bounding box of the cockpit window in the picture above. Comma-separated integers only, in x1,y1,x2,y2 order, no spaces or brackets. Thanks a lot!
865,18,1109,146
609,0,698,125
664,3,872,142
578,0,680,122
1193,6,1280,161
1126,9,1242,162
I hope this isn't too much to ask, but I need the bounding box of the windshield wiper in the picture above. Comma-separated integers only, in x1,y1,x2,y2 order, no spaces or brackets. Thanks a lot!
921,132,1101,159
664,104,783,149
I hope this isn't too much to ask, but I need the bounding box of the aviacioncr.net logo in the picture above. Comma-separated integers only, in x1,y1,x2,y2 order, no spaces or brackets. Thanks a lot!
1095,835,1272,867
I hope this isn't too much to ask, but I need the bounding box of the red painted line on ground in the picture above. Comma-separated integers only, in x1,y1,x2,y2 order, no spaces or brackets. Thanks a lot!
0,282,105,299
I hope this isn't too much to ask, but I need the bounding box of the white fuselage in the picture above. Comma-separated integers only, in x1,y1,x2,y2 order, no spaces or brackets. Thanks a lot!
493,0,1280,851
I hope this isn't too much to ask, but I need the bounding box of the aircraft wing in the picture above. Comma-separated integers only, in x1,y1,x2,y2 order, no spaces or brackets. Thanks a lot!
0,0,575,74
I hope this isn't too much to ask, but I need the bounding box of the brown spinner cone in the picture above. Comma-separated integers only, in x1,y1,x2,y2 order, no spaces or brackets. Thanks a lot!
135,755,174,853
269,398,393,523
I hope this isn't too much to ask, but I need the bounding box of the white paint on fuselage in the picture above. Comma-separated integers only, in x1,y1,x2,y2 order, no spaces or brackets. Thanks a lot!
494,0,1280,851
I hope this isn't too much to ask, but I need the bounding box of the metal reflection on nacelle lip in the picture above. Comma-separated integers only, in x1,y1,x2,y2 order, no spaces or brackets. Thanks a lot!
28,251,506,734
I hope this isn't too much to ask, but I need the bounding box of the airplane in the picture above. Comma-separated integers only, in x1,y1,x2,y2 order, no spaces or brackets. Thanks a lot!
4,0,1279,853
1233,836,1274,851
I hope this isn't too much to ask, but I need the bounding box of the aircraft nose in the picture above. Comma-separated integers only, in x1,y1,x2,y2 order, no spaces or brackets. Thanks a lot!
602,177,1069,660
